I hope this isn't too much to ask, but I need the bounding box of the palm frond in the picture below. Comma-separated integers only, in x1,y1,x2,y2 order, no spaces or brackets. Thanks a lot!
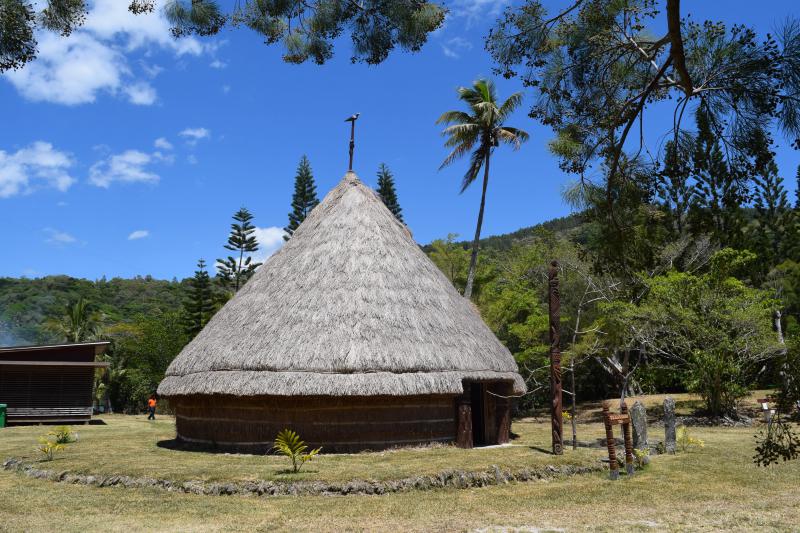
496,126,530,149
442,123,481,144
436,110,474,125
460,145,488,193
439,140,477,170
497,92,524,121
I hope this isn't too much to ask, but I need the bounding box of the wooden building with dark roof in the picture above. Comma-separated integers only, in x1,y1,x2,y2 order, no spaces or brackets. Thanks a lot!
0,341,110,425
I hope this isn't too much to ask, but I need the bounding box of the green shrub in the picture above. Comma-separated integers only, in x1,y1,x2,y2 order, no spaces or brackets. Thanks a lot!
49,426,76,444
633,447,650,469
272,429,321,473
36,437,65,461
676,426,705,452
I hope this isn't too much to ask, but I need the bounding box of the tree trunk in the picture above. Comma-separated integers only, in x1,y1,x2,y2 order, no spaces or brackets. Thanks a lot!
464,151,490,300
666,0,692,95
775,309,785,346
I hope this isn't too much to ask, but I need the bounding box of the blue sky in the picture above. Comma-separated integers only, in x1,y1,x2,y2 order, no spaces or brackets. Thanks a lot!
1,0,798,280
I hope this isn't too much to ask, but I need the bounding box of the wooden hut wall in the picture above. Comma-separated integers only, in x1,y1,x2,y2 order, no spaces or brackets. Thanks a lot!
172,394,458,453
0,365,94,408
0,343,106,424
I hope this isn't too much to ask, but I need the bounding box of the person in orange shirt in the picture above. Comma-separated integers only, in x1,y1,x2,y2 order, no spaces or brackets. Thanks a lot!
147,395,157,420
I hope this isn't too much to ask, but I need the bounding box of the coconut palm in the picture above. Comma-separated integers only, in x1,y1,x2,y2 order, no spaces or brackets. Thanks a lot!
47,297,100,343
437,78,529,299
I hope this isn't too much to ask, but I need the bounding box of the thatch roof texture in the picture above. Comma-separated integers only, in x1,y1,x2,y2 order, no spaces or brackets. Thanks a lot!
159,172,525,397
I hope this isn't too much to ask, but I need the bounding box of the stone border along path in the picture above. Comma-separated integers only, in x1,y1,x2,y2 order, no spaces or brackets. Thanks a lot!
2,458,603,497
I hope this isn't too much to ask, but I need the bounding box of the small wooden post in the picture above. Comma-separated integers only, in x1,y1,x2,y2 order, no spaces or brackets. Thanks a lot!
548,260,563,455
602,402,619,480
456,384,473,449
621,401,635,476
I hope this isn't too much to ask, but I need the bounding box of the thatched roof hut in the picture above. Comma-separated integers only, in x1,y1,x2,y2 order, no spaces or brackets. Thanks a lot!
159,172,525,451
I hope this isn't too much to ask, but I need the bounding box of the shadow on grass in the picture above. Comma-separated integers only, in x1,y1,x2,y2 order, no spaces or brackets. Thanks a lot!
528,445,558,455
156,438,268,455
273,468,320,476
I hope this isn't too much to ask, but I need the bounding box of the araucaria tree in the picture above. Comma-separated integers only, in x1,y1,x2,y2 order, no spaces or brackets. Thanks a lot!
182,259,215,338
437,79,529,299
217,207,261,292
751,161,793,267
284,155,319,241
376,163,403,222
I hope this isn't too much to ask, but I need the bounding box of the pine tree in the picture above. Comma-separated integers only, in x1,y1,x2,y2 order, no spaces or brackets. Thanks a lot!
217,207,261,292
689,108,747,247
284,155,319,241
658,140,692,237
183,259,215,338
376,163,403,222
752,161,791,265
796,165,800,209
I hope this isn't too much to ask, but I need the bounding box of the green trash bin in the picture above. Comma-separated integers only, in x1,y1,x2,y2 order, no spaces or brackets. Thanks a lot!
0,404,6,428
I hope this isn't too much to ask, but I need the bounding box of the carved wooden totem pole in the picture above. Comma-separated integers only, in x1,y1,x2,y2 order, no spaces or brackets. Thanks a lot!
548,260,563,455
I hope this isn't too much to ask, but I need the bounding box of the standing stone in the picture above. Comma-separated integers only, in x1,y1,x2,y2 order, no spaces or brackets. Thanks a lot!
631,400,648,450
664,397,677,454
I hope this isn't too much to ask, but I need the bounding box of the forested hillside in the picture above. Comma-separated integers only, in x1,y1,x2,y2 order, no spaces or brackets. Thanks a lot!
0,276,186,345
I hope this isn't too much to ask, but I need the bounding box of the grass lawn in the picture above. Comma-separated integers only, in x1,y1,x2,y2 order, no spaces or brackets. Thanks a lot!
1,393,798,532
0,415,602,483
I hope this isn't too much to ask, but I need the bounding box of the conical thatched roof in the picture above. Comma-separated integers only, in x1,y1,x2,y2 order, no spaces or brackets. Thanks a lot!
159,172,525,397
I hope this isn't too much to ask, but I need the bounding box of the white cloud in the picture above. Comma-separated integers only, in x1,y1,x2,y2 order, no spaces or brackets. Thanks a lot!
154,137,173,150
441,37,473,59
83,0,207,56
125,82,157,105
222,84,231,94
450,0,510,20
128,230,150,240
251,226,287,264
44,227,77,245
152,150,175,164
209,59,227,69
89,150,160,188
180,127,211,141
5,32,126,105
3,0,211,106
139,61,164,78
0,142,75,198
187,154,198,165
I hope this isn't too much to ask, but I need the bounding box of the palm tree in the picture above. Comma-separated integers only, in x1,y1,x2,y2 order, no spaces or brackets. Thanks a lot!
48,297,99,343
437,78,529,299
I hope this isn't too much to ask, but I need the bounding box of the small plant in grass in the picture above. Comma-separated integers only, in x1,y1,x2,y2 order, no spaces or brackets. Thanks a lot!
676,426,704,452
49,426,77,444
36,437,65,461
272,429,321,473
633,448,650,469
753,414,799,467
562,410,572,421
